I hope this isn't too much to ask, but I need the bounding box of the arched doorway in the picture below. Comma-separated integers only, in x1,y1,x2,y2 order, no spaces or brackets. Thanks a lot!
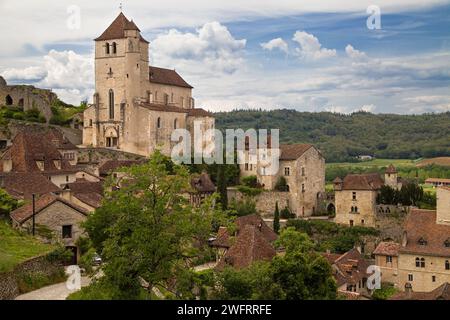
105,127,118,148
327,203,335,215
5,95,13,105
18,98,24,108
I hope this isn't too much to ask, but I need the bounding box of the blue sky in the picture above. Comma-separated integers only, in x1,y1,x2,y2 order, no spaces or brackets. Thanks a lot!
0,0,449,114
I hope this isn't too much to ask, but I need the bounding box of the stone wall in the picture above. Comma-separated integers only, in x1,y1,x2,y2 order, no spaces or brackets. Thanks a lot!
0,76,55,122
227,188,291,218
0,255,62,300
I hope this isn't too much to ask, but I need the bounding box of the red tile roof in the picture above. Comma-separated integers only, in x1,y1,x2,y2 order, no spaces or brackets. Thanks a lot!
211,227,231,248
139,102,212,117
0,172,61,200
2,130,78,174
280,144,313,160
329,248,373,287
373,241,401,256
10,193,88,224
94,12,149,43
149,66,193,88
216,224,276,270
390,282,450,300
399,208,450,258
341,173,384,190
235,214,278,243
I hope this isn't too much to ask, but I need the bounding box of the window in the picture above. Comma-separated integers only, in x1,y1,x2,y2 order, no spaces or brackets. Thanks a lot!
174,118,178,129
171,93,174,103
109,89,114,119
89,119,93,127
408,274,413,282
361,219,365,225
418,237,427,246
112,42,117,54
62,225,72,239
301,184,305,192
432,276,436,282
415,257,420,268
148,92,153,103
355,206,358,212
284,167,290,176
66,175,69,182
352,192,357,200
301,167,305,176
386,256,393,263
164,94,169,105
445,260,450,270
349,220,354,227
157,117,161,129
444,239,450,248
245,163,249,171
105,43,110,54
416,257,425,268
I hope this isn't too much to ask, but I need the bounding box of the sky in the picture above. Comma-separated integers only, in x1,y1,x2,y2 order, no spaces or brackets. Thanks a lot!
0,0,449,114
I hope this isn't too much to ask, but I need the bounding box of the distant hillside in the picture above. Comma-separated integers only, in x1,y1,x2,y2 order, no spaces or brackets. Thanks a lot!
214,110,450,163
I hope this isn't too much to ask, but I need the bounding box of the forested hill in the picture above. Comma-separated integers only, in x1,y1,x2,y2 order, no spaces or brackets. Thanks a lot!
214,110,450,163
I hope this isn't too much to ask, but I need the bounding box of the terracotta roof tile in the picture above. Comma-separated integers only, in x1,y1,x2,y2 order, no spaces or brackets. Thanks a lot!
10,193,88,224
73,192,103,209
139,102,211,117
331,248,373,286
95,12,148,43
149,66,193,88
390,282,450,300
0,172,60,200
399,209,450,257
211,227,231,248
341,173,384,190
190,172,215,193
280,144,313,160
373,241,401,256
216,224,276,270
235,214,278,243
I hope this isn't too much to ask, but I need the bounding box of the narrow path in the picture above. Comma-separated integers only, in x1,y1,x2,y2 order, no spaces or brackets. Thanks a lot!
15,277,90,300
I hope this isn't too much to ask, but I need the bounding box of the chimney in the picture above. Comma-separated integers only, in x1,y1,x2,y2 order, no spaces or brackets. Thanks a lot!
405,282,413,299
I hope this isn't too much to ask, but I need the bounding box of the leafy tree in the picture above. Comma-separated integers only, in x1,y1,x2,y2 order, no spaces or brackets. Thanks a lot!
241,175,258,188
83,151,228,299
274,176,288,191
273,202,280,234
228,197,257,217
377,185,399,205
399,182,424,206
213,229,336,300
0,188,20,216
216,164,228,210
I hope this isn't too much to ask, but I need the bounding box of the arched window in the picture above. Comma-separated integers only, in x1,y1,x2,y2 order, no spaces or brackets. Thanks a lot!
421,258,425,268
174,118,178,129
5,95,13,105
112,42,117,54
157,117,161,129
351,206,354,212
106,43,110,54
108,89,114,120
446,260,450,270
415,257,420,267
286,184,290,192
355,206,358,212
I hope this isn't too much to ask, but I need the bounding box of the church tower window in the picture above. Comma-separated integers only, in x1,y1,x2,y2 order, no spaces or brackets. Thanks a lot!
112,42,117,54
164,94,169,105
106,43,110,54
174,119,178,129
109,89,114,119
157,117,161,129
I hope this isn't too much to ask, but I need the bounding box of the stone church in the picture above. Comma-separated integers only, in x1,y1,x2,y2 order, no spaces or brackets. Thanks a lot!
82,13,214,156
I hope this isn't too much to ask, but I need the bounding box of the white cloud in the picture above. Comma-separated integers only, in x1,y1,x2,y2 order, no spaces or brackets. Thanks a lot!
151,21,246,74
261,38,289,54
292,31,336,60
345,44,367,60
1,66,46,81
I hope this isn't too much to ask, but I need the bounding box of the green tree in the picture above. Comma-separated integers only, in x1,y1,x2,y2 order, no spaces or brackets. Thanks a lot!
0,188,20,216
273,202,280,234
216,164,228,210
83,151,228,299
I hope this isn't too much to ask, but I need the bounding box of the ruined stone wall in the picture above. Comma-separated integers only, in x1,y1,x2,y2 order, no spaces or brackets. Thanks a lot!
0,76,55,122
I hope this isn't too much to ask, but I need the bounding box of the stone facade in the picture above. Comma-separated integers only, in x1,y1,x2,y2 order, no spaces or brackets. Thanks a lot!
82,13,214,157
239,143,325,217
228,188,291,217
334,189,378,227
436,186,450,226
0,76,55,122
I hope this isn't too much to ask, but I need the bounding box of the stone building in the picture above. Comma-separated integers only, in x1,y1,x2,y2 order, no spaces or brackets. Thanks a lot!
373,241,401,284
0,76,55,122
374,187,450,292
333,173,384,227
10,193,89,264
82,12,214,157
322,248,373,296
239,141,326,217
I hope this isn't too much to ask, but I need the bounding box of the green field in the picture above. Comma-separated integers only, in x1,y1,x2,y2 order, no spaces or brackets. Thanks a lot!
0,220,55,272
325,158,450,183
327,158,417,169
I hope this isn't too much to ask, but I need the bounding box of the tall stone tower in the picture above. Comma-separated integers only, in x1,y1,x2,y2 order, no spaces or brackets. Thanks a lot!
384,164,399,189
436,186,450,226
91,12,149,152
